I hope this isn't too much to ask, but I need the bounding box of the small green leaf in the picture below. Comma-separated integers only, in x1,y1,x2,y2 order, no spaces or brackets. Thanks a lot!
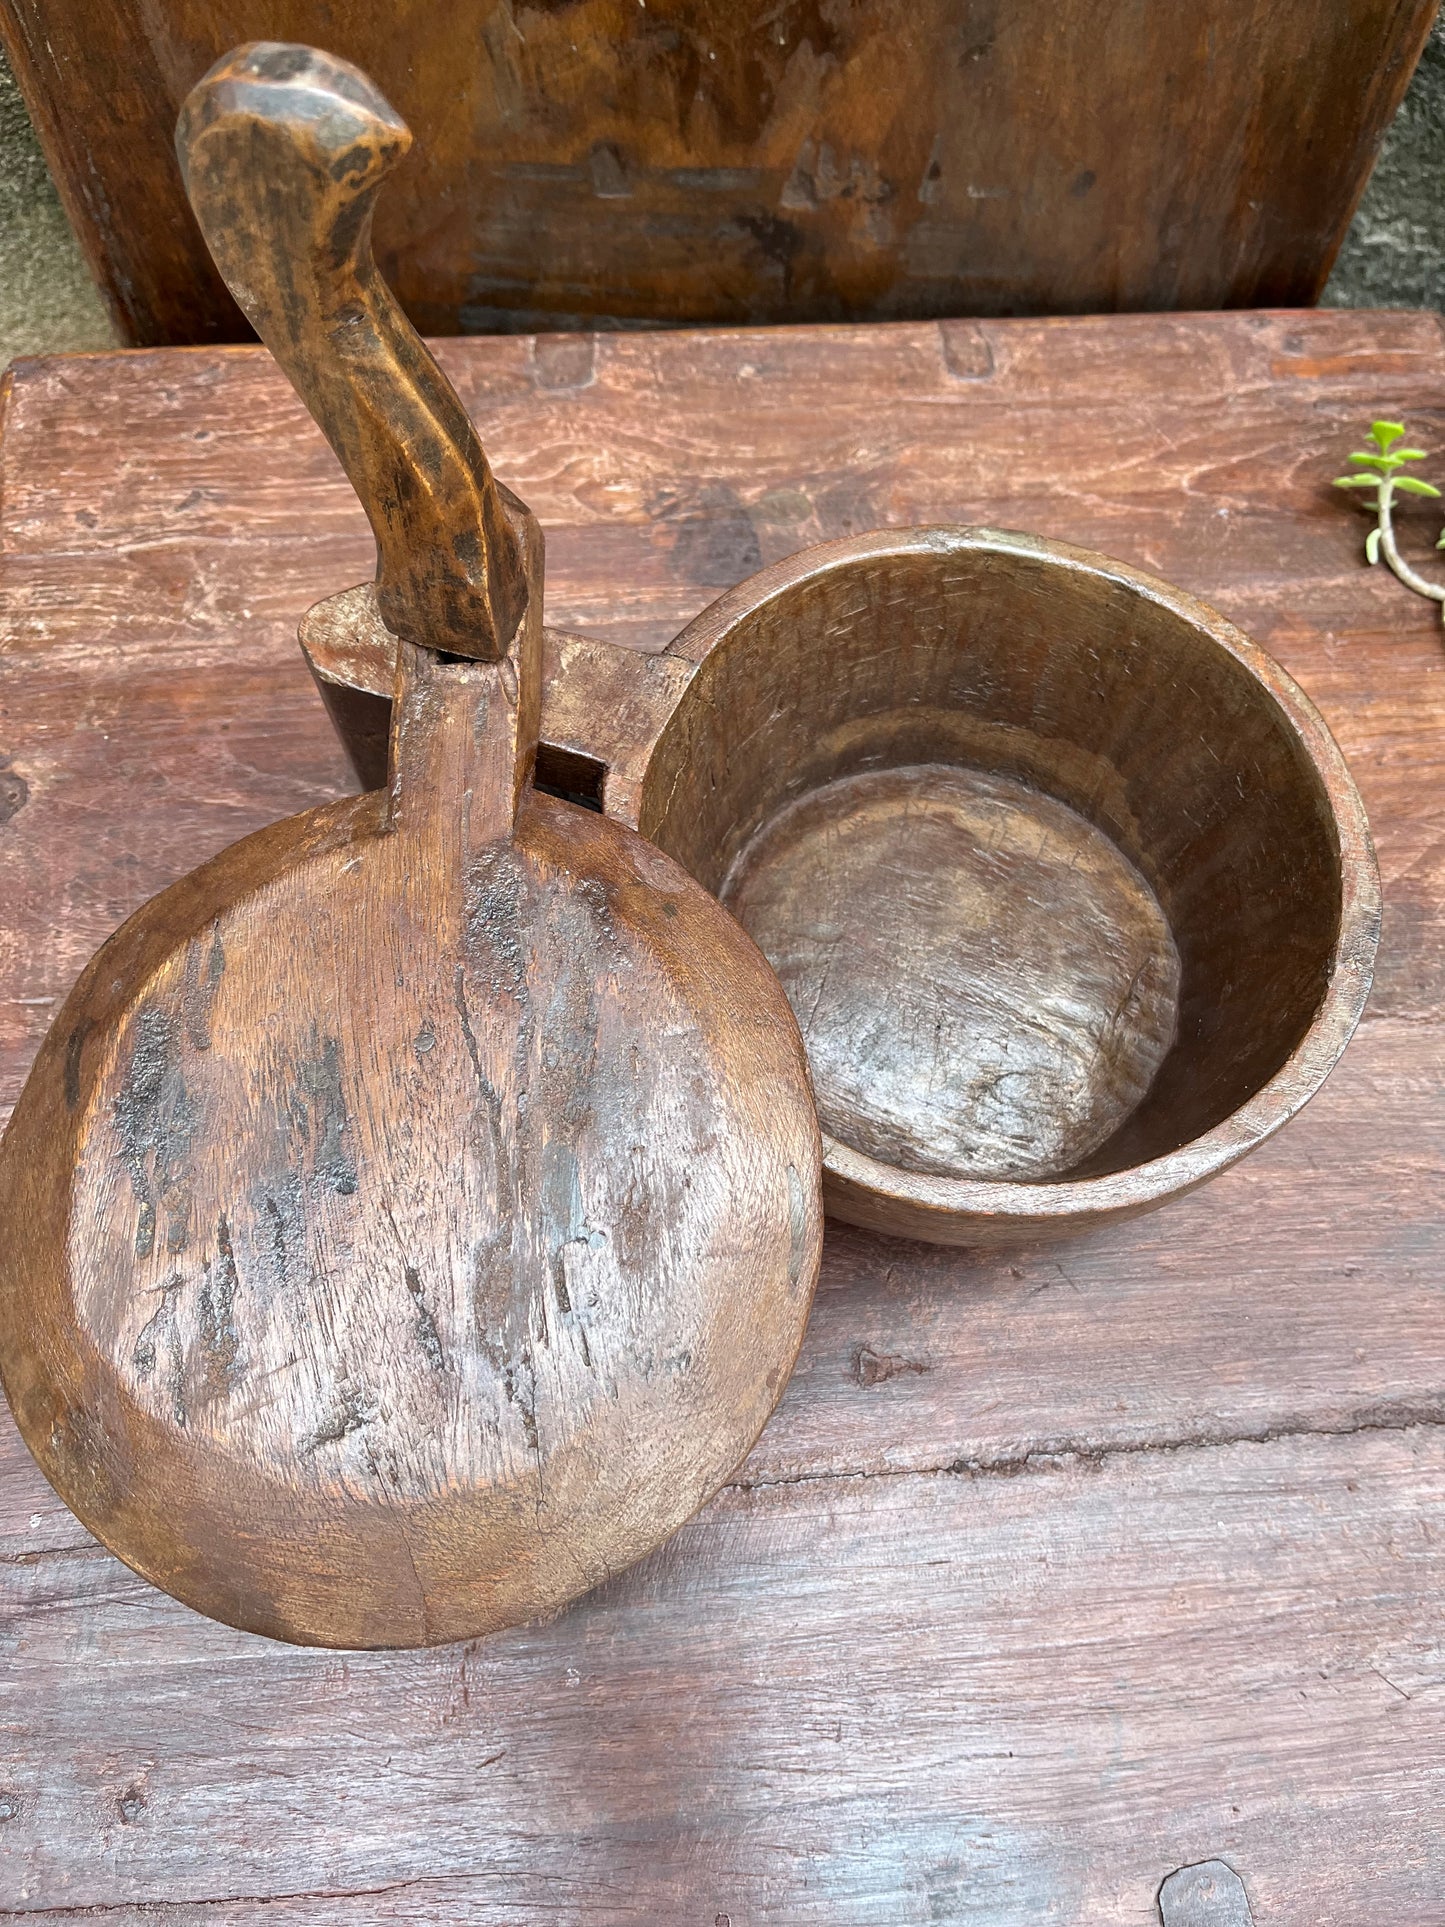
1366,527,1382,564
1371,420,1406,451
1396,448,1429,461
1395,475,1441,497
1348,451,1389,468
1333,475,1381,489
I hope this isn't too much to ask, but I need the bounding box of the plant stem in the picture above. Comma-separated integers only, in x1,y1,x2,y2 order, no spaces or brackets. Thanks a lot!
1378,477,1445,620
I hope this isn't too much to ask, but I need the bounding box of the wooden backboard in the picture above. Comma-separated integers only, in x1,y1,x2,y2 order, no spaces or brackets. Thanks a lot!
0,0,1436,345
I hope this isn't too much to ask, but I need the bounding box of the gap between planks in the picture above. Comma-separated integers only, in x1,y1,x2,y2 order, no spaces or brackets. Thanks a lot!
727,1403,1445,1492
4,1405,1443,1577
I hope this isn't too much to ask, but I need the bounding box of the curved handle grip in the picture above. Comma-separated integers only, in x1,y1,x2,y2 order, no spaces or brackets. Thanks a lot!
176,43,526,661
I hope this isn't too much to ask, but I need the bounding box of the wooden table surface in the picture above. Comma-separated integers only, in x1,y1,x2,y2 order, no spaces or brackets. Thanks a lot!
0,309,1442,1924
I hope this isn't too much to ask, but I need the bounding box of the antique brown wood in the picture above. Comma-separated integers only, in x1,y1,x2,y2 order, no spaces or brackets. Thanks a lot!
0,49,823,1648
0,0,1436,347
217,43,1378,1252
178,43,526,660
249,35,1375,1246
1,309,1443,1917
305,537,1379,1246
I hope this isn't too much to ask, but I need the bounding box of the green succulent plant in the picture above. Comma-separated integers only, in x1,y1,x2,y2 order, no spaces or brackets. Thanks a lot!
1334,421,1445,619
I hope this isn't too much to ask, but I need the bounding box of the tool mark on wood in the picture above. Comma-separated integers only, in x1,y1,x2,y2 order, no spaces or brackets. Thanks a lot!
403,1262,445,1372
114,1007,197,1260
194,1214,241,1401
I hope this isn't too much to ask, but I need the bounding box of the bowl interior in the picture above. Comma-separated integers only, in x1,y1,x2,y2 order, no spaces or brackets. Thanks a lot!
639,535,1343,1187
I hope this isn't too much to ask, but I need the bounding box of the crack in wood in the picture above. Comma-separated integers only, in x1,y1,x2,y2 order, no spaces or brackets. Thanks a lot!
730,1402,1445,1492
8,1403,1443,1577
0,1869,459,1917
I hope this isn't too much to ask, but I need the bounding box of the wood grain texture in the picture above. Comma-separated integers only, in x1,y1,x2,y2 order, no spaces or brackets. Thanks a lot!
304,522,1381,1246
635,527,1378,1240
177,43,526,659
1,309,1443,1913
724,760,1184,1180
0,0,1435,346
0,638,823,1646
2,1430,1441,1922
0,119,826,1636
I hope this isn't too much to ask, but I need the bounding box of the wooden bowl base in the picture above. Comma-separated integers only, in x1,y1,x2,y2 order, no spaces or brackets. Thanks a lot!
722,763,1180,1183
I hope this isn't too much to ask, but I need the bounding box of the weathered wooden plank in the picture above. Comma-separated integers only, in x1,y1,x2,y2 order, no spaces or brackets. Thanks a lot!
3,314,1445,1092
0,1,1432,344
2,1430,1441,1921
3,1013,1440,1539
2,309,1444,1919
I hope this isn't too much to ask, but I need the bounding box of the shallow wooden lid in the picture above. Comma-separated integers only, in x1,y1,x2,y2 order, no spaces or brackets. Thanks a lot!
0,44,824,1647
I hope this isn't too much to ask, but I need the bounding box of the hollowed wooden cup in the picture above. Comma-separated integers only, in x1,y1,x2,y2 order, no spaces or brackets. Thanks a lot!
303,527,1380,1246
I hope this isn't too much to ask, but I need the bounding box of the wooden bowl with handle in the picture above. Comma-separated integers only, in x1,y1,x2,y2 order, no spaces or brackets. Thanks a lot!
0,44,823,1650
308,528,1380,1247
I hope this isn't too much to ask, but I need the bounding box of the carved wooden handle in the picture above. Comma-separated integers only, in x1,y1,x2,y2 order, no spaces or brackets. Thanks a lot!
176,43,527,661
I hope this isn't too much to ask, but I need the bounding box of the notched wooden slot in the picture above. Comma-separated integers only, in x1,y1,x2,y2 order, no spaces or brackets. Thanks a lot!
534,742,607,813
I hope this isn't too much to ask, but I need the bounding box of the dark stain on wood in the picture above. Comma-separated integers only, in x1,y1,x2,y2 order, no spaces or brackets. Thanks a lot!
654,481,765,586
0,756,27,828
180,922,225,1052
113,1007,197,1262
852,1343,928,1387
195,1214,241,1404
301,1380,378,1455
289,1034,358,1198
61,1019,91,1113
131,1273,188,1427
403,1263,445,1373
